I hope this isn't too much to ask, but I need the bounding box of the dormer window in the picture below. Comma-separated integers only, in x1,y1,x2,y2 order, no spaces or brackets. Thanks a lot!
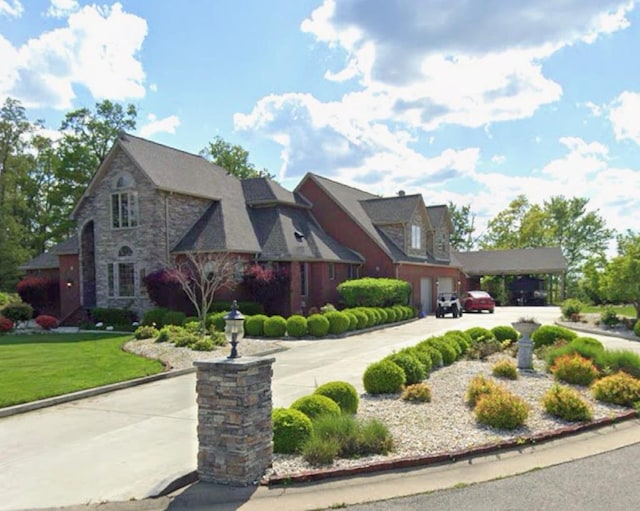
111,172,138,229
411,224,421,249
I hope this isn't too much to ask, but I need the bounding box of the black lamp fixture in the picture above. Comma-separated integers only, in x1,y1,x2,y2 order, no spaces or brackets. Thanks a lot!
224,300,245,359
66,278,74,288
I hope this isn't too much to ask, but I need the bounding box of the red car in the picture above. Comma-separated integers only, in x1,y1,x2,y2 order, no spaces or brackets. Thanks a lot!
462,290,495,313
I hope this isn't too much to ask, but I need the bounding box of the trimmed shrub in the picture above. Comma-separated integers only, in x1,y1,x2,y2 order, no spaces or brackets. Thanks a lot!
325,311,350,335
361,308,377,327
35,314,58,330
16,276,59,312
0,316,14,333
420,344,443,368
492,359,518,380
337,277,411,307
561,299,585,320
424,337,458,365
531,325,577,349
634,320,640,338
384,307,397,323
363,360,406,394
307,314,330,337
570,337,604,352
387,352,426,385
350,309,368,329
206,311,228,332
286,315,308,337
2,302,33,323
142,308,168,327
272,408,313,454
192,338,216,351
291,394,341,420
403,347,433,375
134,325,159,340
402,383,432,402
343,311,358,331
155,325,186,343
91,307,135,326
444,331,470,355
592,372,640,407
465,327,496,343
466,375,502,407
551,353,599,386
474,389,529,430
172,330,199,348
542,384,592,422
264,315,287,337
314,381,359,414
491,325,519,344
600,306,619,327
163,311,186,326
244,314,268,337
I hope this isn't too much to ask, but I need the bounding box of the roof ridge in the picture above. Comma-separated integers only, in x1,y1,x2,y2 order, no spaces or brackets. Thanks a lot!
121,132,217,166
310,172,378,198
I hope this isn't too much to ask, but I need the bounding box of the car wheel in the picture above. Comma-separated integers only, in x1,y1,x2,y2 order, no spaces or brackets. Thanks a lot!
489,308,494,314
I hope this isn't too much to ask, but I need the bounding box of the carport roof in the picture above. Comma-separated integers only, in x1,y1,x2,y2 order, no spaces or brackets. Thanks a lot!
453,247,567,276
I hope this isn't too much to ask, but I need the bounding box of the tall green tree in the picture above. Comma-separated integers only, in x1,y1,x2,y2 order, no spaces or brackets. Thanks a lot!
601,231,640,319
447,202,476,251
480,195,547,249
201,136,274,180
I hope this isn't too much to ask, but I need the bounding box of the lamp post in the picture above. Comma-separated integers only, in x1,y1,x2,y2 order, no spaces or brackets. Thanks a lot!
224,300,245,359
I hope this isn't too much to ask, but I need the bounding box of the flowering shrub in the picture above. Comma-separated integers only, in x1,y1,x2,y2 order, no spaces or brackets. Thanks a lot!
542,384,592,422
242,264,290,314
35,315,59,330
550,353,599,386
465,375,502,407
0,316,14,333
143,269,192,313
592,372,640,407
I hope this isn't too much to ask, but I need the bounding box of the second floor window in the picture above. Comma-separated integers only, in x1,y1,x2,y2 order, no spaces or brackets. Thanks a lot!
411,224,421,249
111,172,138,229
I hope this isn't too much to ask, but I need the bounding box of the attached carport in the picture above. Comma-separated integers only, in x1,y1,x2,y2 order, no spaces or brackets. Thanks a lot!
452,247,568,305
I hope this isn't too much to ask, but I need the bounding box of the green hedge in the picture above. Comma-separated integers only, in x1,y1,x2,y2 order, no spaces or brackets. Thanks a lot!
338,277,411,307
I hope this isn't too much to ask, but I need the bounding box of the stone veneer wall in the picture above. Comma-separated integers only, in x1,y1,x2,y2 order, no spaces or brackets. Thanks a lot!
195,357,275,485
75,147,212,315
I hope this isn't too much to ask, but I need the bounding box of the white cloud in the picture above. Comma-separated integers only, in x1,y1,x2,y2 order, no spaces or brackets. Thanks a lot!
46,0,79,18
609,91,640,144
139,114,180,138
2,2,147,109
0,0,22,18
491,155,506,165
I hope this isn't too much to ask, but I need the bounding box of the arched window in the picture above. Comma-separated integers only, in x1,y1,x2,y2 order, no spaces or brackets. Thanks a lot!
111,173,138,229
108,246,136,298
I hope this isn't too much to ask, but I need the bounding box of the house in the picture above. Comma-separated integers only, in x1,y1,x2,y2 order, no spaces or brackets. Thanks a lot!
19,133,566,323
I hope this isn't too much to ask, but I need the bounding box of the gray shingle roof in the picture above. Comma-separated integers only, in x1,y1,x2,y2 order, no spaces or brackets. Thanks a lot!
297,174,437,264
242,178,310,208
426,205,453,231
248,206,363,263
18,235,79,270
52,234,78,255
453,247,567,275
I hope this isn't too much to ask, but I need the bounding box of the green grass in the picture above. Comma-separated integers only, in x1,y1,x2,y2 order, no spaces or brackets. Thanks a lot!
582,304,636,317
0,332,164,408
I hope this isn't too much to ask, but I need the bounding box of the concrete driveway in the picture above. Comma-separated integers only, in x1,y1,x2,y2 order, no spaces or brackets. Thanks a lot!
1,306,637,510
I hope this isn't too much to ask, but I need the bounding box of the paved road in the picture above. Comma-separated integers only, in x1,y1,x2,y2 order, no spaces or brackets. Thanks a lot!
1,306,638,510
338,441,640,511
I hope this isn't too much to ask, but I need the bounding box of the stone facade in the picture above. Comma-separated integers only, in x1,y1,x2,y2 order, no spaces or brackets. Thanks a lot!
75,148,211,315
195,357,275,486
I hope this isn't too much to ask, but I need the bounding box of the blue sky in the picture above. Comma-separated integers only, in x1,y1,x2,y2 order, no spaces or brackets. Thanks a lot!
2,0,639,241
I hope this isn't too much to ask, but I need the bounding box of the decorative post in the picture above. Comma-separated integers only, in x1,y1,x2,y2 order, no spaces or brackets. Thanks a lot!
195,356,275,485
512,318,540,370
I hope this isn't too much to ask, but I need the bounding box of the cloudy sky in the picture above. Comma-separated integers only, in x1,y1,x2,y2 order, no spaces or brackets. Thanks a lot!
1,0,639,241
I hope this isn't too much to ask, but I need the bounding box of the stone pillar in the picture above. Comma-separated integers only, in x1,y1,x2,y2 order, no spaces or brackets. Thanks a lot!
195,356,275,485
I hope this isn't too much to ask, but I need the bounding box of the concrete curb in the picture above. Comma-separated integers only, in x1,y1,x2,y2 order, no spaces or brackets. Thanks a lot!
556,321,639,342
265,409,638,486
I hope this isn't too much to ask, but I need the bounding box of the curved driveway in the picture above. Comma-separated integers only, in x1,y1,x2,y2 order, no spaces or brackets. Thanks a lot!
1,307,638,510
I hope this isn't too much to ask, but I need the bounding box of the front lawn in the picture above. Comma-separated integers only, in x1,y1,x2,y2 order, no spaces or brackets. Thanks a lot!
582,304,636,318
0,332,164,408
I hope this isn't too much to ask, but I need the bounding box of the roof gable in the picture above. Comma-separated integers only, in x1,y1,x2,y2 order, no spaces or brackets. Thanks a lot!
242,178,310,208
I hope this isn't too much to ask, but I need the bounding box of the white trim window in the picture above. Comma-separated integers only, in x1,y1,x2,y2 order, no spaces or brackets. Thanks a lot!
111,172,138,229
411,224,421,249
108,246,136,297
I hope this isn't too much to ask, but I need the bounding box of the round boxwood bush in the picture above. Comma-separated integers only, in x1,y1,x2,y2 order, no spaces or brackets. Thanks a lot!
570,336,604,352
550,353,599,386
291,394,341,420
325,310,350,335
403,346,432,375
272,408,313,454
531,325,577,349
286,315,308,338
350,309,368,329
384,307,397,323
465,326,496,343
634,320,640,338
314,381,359,414
561,298,584,320
343,311,358,331
363,360,406,395
307,313,330,337
143,307,168,327
387,352,426,385
264,315,287,337
134,325,159,340
163,311,186,326
424,337,458,365
244,314,268,336
420,344,443,368
491,325,519,344
206,311,227,332
1,302,33,323
444,331,470,355
474,388,529,430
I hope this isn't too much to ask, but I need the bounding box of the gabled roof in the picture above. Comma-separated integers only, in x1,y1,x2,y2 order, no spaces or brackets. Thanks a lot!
248,206,363,263
18,235,79,271
453,247,567,276
426,205,454,232
297,173,438,264
52,234,79,255
242,178,310,208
